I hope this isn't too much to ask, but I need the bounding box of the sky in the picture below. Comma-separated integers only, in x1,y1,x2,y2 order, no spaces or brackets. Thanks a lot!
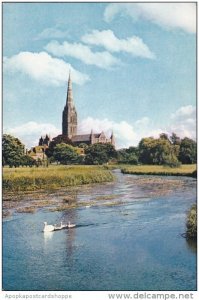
3,2,196,149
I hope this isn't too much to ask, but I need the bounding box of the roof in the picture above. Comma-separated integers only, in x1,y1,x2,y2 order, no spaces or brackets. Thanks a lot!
71,134,91,142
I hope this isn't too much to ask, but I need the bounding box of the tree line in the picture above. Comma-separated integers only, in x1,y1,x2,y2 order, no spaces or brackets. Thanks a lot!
118,133,196,167
2,132,196,167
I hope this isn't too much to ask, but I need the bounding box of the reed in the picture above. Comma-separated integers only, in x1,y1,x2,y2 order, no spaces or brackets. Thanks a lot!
3,165,114,192
186,204,197,240
121,164,196,177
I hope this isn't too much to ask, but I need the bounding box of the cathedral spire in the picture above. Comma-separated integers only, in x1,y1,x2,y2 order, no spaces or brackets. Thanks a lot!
66,71,73,105
62,72,77,138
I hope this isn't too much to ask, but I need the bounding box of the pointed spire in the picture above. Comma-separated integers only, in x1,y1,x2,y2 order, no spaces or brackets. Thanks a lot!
90,129,94,144
66,71,73,105
110,130,115,147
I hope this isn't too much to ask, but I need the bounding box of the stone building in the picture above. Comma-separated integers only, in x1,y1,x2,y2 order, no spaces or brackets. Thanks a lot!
38,134,50,147
62,73,115,147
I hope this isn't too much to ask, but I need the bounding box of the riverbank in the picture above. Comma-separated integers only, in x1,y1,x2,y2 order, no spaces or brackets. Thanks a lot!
3,165,114,192
186,204,197,240
121,164,196,177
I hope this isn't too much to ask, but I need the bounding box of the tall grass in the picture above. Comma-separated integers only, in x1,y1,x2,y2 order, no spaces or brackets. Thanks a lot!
121,164,196,177
3,165,114,192
186,204,197,240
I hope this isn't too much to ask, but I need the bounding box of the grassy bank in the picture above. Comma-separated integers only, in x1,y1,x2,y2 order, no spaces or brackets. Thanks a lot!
186,204,197,240
3,165,114,192
121,164,196,177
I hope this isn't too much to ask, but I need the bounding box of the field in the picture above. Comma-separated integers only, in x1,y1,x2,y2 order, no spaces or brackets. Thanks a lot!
3,165,114,192
121,164,196,176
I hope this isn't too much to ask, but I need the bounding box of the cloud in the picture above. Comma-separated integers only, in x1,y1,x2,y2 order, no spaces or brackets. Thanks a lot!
4,105,196,150
79,105,196,149
4,121,60,149
169,105,196,139
44,40,120,69
79,117,136,148
3,51,89,86
104,3,196,34
82,30,155,59
35,27,69,40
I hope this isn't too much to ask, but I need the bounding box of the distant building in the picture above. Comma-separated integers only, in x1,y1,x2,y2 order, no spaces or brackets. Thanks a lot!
62,72,115,147
33,72,115,154
38,134,50,147
28,146,47,161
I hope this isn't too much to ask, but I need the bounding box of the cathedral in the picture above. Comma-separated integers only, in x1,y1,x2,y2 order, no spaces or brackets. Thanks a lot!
61,72,115,147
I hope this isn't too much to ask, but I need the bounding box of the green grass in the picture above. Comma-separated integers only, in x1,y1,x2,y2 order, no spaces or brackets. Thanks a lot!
121,164,196,177
186,204,197,239
3,165,114,192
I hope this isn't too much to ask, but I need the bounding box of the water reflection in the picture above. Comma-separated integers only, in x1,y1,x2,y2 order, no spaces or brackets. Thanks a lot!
62,209,77,262
186,238,197,254
43,231,54,242
3,171,197,291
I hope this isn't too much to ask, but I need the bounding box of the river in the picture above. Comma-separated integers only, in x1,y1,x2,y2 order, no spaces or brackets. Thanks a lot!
3,170,197,291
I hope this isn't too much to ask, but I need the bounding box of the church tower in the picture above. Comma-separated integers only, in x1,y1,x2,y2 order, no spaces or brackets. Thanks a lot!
62,72,77,139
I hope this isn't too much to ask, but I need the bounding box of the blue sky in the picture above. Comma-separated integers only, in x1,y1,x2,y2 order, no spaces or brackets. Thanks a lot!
3,2,196,148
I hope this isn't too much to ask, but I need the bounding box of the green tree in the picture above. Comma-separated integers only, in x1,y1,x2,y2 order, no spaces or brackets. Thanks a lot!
53,143,80,165
138,137,155,164
170,132,181,145
85,143,117,165
138,135,179,166
117,146,139,164
178,137,196,164
45,135,73,159
20,155,36,167
159,133,169,140
2,134,25,167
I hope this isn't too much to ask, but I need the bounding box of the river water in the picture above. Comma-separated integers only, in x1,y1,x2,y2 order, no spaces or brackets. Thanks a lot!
3,170,196,291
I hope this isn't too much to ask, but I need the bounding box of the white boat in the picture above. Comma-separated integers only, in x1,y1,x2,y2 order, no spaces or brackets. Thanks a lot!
43,222,55,232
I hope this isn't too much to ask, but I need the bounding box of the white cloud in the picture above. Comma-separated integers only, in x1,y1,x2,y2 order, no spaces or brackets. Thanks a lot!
79,116,163,148
135,116,150,127
79,105,196,149
44,40,120,69
35,27,69,40
4,121,60,149
79,117,136,149
169,105,196,139
3,51,89,86
104,3,196,34
82,30,155,59
4,105,196,150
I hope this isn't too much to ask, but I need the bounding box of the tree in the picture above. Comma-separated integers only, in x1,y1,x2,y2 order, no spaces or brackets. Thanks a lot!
138,137,155,164
2,134,25,167
85,143,117,165
20,155,36,167
170,132,181,145
78,143,88,150
53,143,80,165
138,135,179,166
159,133,169,140
178,137,196,164
117,147,139,164
45,134,73,159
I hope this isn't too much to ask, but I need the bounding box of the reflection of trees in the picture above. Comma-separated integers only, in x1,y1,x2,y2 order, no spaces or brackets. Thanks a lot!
62,209,77,263
186,238,197,254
